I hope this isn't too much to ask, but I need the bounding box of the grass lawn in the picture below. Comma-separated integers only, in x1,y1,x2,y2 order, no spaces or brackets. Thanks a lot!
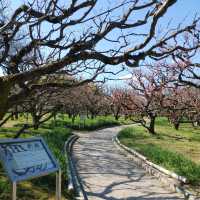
0,120,73,199
2,114,131,132
118,117,200,187
0,114,128,199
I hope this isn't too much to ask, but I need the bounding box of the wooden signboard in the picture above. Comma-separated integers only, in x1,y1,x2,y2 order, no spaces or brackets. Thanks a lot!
0,137,61,200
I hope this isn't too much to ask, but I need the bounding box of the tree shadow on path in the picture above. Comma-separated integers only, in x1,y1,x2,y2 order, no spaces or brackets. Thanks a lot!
73,127,184,200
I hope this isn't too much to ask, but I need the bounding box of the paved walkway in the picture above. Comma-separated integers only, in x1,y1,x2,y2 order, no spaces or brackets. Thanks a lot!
73,126,184,200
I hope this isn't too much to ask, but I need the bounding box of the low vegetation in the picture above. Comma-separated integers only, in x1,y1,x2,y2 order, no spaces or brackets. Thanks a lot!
0,124,73,200
118,117,200,186
0,114,128,199
49,115,129,131
0,0,199,199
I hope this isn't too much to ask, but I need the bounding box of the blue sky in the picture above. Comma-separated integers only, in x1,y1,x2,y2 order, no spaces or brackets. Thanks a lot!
6,0,200,87
10,0,200,22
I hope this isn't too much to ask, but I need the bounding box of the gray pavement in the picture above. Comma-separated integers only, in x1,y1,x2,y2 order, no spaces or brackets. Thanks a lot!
73,126,184,200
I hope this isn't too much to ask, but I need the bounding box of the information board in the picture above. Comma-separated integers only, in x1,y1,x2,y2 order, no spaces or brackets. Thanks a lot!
0,137,59,182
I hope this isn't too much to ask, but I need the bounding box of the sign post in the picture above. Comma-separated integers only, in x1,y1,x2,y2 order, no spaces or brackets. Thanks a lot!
56,169,62,200
12,182,17,200
0,137,61,200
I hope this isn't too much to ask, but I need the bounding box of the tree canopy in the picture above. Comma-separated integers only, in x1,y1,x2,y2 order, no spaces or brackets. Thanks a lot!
0,0,200,122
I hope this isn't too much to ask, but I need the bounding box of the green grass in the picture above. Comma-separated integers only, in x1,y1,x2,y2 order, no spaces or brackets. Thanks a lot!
0,114,131,199
118,118,200,186
46,115,130,131
0,125,73,199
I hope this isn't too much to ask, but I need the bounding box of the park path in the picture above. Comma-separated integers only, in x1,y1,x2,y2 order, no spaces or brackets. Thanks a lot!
73,126,184,200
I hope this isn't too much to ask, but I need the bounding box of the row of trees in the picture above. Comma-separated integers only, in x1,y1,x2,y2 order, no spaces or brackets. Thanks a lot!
0,0,200,127
15,81,127,129
116,65,200,134
6,62,199,135
6,79,110,129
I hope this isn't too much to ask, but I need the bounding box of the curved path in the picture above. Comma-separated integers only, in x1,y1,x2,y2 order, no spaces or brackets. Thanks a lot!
73,126,184,200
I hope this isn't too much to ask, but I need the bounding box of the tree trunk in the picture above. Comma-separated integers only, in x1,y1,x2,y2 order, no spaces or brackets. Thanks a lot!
33,122,39,130
32,114,40,130
114,109,120,120
68,113,72,119
14,124,29,139
148,114,156,135
14,112,19,120
174,121,180,130
0,114,12,127
0,79,12,121
91,114,94,119
86,110,90,119
72,115,76,124
115,115,119,120
0,104,9,121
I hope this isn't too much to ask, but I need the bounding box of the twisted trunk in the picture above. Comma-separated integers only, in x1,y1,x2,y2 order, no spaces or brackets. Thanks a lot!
0,79,12,121
147,113,156,135
32,114,40,130
0,114,12,127
174,121,180,130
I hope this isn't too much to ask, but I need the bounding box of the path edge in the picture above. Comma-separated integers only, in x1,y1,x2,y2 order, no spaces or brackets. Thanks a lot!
64,134,88,200
113,135,199,200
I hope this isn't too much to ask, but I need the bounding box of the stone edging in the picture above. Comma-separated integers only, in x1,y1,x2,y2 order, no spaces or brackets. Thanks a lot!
64,134,88,200
113,135,199,200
